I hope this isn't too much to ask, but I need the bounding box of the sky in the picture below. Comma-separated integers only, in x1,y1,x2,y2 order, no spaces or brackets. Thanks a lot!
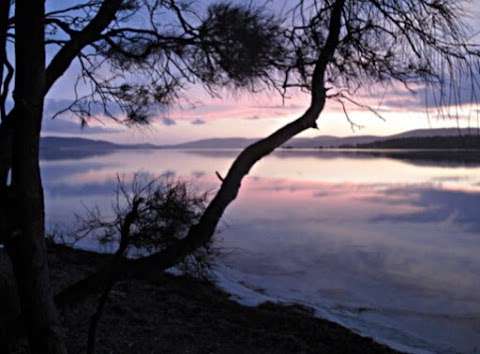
41,0,480,145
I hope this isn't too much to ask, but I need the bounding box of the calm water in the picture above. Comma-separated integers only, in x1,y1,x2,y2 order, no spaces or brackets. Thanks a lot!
41,149,480,354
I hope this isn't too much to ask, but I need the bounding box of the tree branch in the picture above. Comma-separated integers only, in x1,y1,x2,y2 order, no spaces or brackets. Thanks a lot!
45,0,123,92
55,0,347,306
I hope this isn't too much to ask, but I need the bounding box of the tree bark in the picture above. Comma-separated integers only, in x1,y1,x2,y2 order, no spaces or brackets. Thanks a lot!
5,1,67,352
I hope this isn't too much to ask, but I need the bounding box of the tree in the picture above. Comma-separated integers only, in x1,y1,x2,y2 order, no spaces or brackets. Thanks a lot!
2,0,480,352
57,0,480,308
68,174,213,354
6,1,68,353
0,1,283,352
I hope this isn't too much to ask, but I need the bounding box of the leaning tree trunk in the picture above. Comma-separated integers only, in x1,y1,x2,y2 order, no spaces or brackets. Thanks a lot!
5,1,67,353
56,0,346,307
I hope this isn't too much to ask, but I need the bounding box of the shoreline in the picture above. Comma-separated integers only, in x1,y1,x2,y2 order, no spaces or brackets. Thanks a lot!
1,244,401,353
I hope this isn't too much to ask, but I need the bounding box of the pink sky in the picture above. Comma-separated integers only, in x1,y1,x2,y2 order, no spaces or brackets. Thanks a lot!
42,1,480,145
44,83,480,145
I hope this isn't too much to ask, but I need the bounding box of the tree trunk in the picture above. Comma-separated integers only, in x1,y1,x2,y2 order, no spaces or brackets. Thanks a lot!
56,0,346,307
0,0,12,224
0,0,123,245
5,1,67,353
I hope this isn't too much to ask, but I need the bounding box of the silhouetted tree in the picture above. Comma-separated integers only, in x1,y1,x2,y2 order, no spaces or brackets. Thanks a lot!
2,0,480,352
58,0,480,312
0,1,283,352
5,1,68,353
68,174,214,354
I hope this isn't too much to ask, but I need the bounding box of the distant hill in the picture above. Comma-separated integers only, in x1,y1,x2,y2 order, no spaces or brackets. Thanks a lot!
349,135,480,149
159,128,478,149
40,128,480,155
390,128,479,139
41,136,118,150
41,136,158,151
284,128,479,148
40,136,159,160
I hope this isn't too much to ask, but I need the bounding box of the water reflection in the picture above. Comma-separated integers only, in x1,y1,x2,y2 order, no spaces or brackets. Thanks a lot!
370,187,480,232
41,149,480,354
182,148,480,168
41,146,480,168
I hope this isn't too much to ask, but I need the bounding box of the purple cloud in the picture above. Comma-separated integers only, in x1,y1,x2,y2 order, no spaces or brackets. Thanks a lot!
191,118,206,125
161,117,176,126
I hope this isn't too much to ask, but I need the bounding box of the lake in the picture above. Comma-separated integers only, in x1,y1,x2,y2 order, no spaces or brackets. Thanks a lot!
41,148,480,354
